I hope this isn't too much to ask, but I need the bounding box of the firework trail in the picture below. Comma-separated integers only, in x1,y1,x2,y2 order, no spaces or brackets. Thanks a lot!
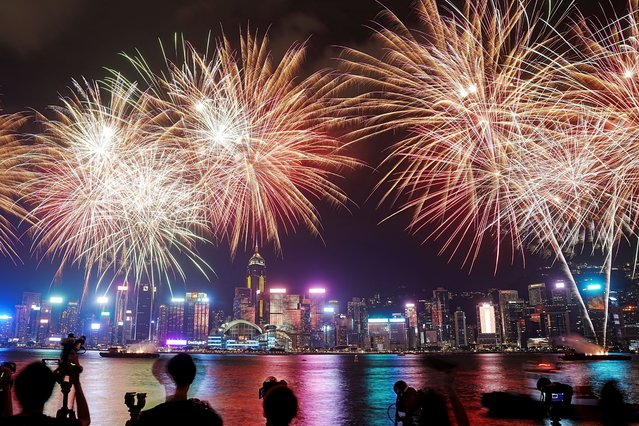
125,32,356,255
557,1,639,345
0,110,30,259
25,78,210,301
339,0,601,338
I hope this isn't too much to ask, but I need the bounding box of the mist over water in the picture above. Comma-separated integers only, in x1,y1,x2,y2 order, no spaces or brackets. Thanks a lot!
0,349,636,425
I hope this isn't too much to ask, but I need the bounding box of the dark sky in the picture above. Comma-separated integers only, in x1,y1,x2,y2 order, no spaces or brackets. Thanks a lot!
0,0,623,315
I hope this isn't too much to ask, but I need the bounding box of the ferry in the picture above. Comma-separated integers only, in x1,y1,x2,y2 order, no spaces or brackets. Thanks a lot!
99,346,160,359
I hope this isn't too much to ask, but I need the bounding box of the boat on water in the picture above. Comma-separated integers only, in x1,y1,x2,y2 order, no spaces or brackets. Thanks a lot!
99,346,160,359
561,353,632,361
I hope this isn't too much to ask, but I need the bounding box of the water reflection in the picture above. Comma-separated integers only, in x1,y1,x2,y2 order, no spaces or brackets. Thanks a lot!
0,349,636,426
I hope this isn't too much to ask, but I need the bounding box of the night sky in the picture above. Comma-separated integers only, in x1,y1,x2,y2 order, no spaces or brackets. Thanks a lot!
0,0,627,315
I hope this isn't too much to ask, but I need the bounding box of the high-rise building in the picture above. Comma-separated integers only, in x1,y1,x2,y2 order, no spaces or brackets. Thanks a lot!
0,315,12,340
166,297,186,342
417,298,436,347
13,304,28,341
453,309,468,347
233,287,253,322
433,288,451,344
185,292,210,342
404,303,418,350
60,301,80,338
247,246,268,326
498,290,519,343
307,288,327,332
550,281,570,305
476,302,500,347
503,300,526,345
347,298,368,349
48,296,65,336
528,283,547,307
134,284,155,341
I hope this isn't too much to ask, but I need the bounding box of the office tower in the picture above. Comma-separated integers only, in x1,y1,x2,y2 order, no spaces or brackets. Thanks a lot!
503,300,526,345
498,290,519,343
0,315,12,340
347,297,368,349
36,302,52,345
476,302,500,347
48,296,64,336
541,306,571,338
404,303,418,349
307,288,327,332
134,284,155,341
550,281,570,305
156,305,168,344
166,297,185,342
269,288,287,327
99,311,111,345
453,309,468,347
185,292,210,341
22,292,41,310
247,245,268,326
528,283,547,307
389,313,408,351
60,301,80,337
417,298,436,346
13,304,28,341
433,287,451,343
233,287,253,321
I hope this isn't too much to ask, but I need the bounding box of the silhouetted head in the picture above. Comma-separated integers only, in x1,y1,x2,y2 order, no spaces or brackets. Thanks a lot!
537,377,552,391
263,384,298,426
417,388,450,426
15,362,56,413
167,353,196,387
394,380,409,395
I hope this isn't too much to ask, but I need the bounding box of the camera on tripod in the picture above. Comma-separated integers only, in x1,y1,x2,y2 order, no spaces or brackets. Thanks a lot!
124,392,147,426
53,334,86,384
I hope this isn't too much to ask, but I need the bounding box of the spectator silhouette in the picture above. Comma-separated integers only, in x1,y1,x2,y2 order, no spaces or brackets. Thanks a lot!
1,361,90,426
137,353,222,426
600,380,629,426
263,384,298,426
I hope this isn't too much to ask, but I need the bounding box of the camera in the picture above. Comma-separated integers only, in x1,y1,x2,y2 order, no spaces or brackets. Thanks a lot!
124,391,147,426
536,377,573,406
0,361,16,390
53,334,86,383
259,376,288,399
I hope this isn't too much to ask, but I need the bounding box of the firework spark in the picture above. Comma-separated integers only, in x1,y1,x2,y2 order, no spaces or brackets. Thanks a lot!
339,0,604,338
0,110,30,259
127,32,356,255
25,78,210,299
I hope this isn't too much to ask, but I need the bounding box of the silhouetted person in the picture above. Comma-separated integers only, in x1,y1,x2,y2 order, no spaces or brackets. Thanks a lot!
1,361,90,426
600,380,629,426
263,384,298,426
137,353,222,426
393,380,419,425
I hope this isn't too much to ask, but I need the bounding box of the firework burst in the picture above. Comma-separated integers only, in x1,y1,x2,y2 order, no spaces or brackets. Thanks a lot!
0,110,30,259
127,32,356,255
25,78,210,299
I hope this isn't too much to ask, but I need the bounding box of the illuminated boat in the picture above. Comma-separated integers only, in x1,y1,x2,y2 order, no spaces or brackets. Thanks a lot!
99,346,160,359
561,353,631,361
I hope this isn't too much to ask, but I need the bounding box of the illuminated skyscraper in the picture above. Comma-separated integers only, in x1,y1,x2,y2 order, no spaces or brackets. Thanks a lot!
60,301,80,337
476,302,500,347
134,284,155,342
348,297,368,349
185,292,210,341
166,297,185,342
528,283,547,307
247,246,267,326
404,303,418,350
453,309,468,347
498,290,520,344
233,287,253,322
13,304,28,341
433,287,451,344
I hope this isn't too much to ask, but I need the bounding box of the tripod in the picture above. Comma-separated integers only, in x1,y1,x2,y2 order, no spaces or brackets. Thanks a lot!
56,378,77,420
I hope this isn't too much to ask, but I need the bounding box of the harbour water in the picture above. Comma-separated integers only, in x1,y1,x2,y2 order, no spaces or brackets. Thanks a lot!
1,349,636,425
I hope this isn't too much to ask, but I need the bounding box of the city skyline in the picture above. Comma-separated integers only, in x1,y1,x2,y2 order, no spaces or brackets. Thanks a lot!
0,0,637,316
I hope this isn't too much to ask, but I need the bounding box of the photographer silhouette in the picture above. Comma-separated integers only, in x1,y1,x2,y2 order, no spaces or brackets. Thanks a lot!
2,361,90,426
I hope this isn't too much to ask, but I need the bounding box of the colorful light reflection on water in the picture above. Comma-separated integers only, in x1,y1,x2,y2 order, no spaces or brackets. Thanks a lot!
0,349,635,425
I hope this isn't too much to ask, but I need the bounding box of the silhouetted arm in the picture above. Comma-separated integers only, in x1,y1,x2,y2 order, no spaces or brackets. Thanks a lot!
0,366,13,417
71,373,90,426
